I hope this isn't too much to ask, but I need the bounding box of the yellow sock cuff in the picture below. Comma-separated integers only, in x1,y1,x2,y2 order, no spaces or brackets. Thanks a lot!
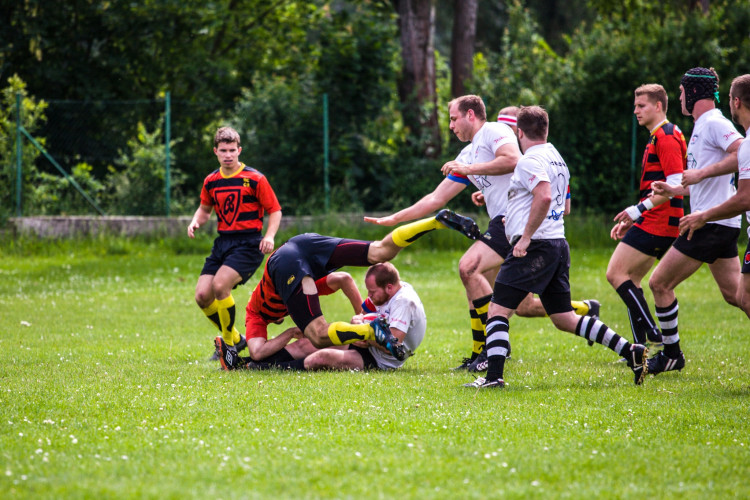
216,295,236,309
476,302,490,318
327,322,372,345
202,300,219,317
391,217,441,247
571,300,587,315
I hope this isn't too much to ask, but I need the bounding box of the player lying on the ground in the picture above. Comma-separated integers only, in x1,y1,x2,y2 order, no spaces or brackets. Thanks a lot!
241,262,426,372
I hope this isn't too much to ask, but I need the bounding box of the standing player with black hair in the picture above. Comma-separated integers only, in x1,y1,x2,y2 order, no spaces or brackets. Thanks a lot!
607,84,686,346
650,67,744,375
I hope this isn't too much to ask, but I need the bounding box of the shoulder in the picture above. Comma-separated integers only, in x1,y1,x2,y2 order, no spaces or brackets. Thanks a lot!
204,168,221,182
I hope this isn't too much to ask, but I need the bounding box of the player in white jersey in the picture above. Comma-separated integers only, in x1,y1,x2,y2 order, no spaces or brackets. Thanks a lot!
463,106,648,389
679,74,750,321
364,97,597,372
650,67,744,376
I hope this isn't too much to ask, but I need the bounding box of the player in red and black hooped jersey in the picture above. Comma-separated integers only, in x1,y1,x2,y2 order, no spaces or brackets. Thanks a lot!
607,84,687,347
635,121,686,238
187,126,282,354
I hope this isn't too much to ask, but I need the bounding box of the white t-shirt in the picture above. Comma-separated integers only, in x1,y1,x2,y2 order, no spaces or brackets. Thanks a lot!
738,139,750,235
505,143,569,241
369,282,426,370
686,108,744,228
465,122,519,218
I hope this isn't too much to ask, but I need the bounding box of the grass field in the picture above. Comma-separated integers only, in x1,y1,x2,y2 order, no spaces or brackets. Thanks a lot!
1,230,749,499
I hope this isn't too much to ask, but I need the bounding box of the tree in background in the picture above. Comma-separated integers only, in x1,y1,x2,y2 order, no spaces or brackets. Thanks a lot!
450,0,478,97
0,76,46,219
393,0,441,158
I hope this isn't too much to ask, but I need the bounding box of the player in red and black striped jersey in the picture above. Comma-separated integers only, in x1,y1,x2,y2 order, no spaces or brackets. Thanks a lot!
187,127,281,355
607,84,687,346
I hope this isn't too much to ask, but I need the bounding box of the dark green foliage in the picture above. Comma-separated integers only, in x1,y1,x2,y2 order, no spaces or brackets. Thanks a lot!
3,0,750,216
552,1,750,212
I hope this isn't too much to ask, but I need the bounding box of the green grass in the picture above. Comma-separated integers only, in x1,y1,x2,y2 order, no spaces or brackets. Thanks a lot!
1,235,749,499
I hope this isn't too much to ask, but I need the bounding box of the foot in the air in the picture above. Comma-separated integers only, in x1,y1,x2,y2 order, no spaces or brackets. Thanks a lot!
436,209,481,240
584,299,600,346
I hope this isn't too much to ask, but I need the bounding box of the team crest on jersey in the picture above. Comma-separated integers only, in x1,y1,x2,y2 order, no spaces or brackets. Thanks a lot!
213,188,242,226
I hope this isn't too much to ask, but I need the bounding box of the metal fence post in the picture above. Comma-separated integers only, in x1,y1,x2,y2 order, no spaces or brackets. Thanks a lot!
165,91,171,216
631,113,637,192
323,93,330,213
16,93,22,216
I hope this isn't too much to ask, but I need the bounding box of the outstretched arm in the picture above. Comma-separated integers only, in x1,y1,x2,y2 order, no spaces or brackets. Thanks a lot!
679,178,750,239
246,327,301,361
682,138,741,186
364,178,466,226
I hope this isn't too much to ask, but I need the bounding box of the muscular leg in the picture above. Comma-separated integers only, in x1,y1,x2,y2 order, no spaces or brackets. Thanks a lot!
196,266,243,345
367,216,447,263
303,348,365,371
606,242,656,289
648,248,702,308
708,257,741,308
606,242,659,344
459,241,504,304
740,273,750,319
648,247,701,359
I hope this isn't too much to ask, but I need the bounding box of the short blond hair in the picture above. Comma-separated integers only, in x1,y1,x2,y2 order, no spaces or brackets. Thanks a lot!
635,84,668,112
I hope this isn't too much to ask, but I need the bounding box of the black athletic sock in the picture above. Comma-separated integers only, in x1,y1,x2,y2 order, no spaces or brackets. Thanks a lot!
615,280,657,344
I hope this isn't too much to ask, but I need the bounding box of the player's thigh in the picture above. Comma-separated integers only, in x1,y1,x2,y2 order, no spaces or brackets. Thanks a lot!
212,265,243,296
606,242,656,287
459,241,504,275
649,247,702,291
708,257,741,299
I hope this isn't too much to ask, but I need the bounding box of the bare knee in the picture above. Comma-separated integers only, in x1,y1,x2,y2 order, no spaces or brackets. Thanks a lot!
605,266,621,288
458,256,480,284
195,286,213,308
